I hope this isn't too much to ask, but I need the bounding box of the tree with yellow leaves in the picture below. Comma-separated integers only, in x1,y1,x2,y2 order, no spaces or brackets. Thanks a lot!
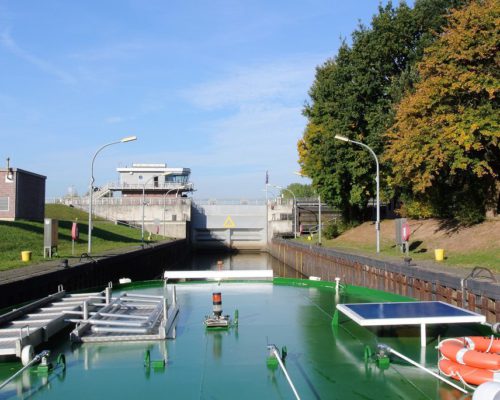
299,0,467,222
385,0,499,224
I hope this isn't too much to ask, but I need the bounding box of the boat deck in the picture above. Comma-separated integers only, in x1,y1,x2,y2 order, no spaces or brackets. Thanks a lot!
0,289,105,359
0,279,492,399
69,289,179,343
0,285,178,360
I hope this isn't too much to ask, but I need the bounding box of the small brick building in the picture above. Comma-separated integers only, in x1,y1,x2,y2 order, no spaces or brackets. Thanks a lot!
0,161,46,221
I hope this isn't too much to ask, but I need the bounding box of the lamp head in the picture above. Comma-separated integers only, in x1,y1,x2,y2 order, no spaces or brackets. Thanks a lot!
120,136,137,143
334,134,350,142
294,171,308,178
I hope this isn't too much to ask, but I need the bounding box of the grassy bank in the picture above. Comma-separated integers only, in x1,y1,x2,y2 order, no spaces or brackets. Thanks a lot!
297,219,499,272
0,204,166,271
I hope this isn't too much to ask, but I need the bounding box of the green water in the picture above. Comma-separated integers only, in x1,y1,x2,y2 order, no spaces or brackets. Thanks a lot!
0,278,479,400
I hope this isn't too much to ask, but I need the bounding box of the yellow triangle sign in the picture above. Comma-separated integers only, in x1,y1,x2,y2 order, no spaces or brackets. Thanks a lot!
223,216,236,228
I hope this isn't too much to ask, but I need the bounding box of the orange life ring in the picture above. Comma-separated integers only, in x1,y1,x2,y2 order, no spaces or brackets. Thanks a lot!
438,358,497,386
439,339,500,370
460,336,500,353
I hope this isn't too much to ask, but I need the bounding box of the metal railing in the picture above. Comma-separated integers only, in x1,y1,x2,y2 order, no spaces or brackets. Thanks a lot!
107,182,194,191
47,197,191,207
192,199,267,205
93,183,112,199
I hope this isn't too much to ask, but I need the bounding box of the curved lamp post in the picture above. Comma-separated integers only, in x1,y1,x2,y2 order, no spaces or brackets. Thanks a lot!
88,136,137,254
142,172,171,244
334,134,380,253
269,184,297,239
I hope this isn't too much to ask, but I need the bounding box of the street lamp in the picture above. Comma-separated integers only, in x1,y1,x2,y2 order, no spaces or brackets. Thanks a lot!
88,136,137,254
142,172,171,244
269,184,297,239
334,134,380,253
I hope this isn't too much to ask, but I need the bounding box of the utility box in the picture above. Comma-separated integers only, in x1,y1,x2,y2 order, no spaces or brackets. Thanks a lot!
44,218,58,257
395,218,407,246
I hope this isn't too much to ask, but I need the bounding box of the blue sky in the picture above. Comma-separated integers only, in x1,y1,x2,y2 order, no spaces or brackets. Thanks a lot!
0,0,397,199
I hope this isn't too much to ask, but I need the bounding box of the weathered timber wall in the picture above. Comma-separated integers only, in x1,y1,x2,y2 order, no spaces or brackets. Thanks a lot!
270,239,499,323
0,240,189,310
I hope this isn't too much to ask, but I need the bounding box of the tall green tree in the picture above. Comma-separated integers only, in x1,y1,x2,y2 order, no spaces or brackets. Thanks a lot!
385,0,499,224
280,183,316,200
298,0,467,222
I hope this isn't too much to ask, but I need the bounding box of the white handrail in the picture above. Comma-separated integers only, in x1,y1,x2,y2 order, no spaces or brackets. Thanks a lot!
164,270,273,280
268,345,301,400
0,351,50,390
383,345,468,394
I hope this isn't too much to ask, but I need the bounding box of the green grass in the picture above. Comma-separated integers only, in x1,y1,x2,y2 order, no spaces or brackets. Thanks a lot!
296,235,499,271
0,204,167,271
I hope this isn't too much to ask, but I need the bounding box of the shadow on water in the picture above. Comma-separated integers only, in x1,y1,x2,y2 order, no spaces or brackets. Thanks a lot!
186,251,305,278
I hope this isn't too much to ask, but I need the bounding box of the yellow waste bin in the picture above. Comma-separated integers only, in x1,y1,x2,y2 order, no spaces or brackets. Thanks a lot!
21,251,32,262
434,249,445,261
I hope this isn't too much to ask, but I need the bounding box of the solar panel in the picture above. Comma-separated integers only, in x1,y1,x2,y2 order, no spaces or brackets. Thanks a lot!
336,301,486,347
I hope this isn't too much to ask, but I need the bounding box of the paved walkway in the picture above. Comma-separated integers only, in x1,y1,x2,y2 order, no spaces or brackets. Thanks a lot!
348,250,500,282
312,242,500,282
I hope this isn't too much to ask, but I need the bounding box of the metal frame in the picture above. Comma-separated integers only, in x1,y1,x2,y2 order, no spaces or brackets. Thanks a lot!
0,290,105,359
164,270,273,280
336,301,486,347
69,290,179,343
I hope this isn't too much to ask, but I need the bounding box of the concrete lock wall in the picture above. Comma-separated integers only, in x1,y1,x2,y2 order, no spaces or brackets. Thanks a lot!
269,238,500,323
268,202,293,239
191,203,267,250
65,198,294,245
0,240,189,310
90,198,191,239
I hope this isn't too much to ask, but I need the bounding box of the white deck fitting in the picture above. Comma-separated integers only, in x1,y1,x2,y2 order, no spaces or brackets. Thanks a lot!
336,301,486,347
164,269,273,280
69,290,179,343
0,290,104,359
